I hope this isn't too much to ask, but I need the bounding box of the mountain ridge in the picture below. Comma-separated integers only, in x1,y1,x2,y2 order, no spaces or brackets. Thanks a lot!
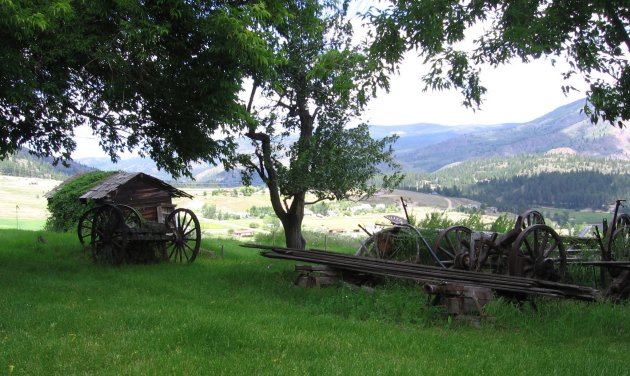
6,98,625,182
383,98,630,172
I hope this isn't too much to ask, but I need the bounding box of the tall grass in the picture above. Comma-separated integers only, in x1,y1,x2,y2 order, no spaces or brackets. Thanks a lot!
1,229,630,375
253,230,359,253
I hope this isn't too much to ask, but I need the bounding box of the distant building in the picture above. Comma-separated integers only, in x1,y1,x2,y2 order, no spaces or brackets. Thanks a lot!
233,229,255,237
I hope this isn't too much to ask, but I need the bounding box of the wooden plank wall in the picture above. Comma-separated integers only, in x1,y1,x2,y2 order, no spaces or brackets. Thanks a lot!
109,181,173,222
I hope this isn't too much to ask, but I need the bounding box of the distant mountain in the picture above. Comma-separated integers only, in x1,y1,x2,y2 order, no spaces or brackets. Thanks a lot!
369,122,518,155
71,98,626,180
77,155,262,186
0,149,95,179
386,99,630,172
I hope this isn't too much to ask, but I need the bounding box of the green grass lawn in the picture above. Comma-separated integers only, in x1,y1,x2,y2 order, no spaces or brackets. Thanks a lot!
1,229,630,375
0,217,47,231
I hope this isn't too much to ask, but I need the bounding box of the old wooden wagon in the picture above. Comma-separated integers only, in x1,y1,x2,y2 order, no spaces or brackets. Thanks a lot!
353,199,630,299
76,172,201,265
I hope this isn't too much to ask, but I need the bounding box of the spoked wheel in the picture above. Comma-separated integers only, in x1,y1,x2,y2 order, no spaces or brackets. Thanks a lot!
356,225,421,263
616,214,630,230
432,226,472,268
607,226,630,277
118,204,142,228
91,204,128,265
77,206,99,246
509,224,566,281
165,208,201,263
520,209,545,229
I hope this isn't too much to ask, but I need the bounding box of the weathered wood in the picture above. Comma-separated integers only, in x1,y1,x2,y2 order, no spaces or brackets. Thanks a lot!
295,275,339,288
425,284,493,316
294,264,341,287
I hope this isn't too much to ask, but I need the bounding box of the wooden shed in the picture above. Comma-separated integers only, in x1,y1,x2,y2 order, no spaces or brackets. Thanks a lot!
79,172,193,223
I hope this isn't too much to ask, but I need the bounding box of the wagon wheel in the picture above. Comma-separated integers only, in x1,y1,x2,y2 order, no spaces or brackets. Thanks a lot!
356,225,424,263
615,213,630,230
432,226,472,269
509,224,566,282
90,204,128,265
117,204,143,228
77,206,99,246
165,208,201,263
606,226,630,278
520,209,545,229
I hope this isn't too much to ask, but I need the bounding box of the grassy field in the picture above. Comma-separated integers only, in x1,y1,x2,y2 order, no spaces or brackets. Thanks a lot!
0,176,59,230
0,175,482,233
1,229,630,375
0,174,622,237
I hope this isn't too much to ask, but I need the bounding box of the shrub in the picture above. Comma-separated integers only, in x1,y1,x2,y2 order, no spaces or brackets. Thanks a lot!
417,212,454,230
490,214,516,233
459,212,485,231
45,170,119,232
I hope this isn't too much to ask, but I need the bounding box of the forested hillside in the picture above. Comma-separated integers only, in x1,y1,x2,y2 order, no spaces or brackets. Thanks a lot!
0,149,94,180
399,153,630,212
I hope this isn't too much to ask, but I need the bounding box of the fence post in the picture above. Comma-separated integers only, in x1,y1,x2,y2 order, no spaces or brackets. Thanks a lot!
221,244,224,259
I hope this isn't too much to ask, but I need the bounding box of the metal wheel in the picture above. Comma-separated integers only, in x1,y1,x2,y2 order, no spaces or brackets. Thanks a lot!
165,208,201,263
520,209,545,229
432,226,472,268
77,206,99,245
91,204,128,265
509,224,566,281
356,225,421,263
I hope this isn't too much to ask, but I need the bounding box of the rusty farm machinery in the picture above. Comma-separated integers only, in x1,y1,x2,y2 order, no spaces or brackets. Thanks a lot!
247,199,630,305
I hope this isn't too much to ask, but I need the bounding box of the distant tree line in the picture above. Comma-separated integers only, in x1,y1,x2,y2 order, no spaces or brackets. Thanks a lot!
407,171,630,213
464,171,630,212
398,154,630,212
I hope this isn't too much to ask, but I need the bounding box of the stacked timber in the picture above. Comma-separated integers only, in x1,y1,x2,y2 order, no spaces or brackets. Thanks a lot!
242,244,601,301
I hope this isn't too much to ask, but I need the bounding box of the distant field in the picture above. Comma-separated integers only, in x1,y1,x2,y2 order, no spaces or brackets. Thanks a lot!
174,187,478,234
0,218,47,231
0,176,61,230
534,207,615,225
8,174,613,237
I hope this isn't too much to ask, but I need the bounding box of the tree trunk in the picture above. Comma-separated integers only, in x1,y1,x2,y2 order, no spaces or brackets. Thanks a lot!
282,215,306,249
280,193,306,249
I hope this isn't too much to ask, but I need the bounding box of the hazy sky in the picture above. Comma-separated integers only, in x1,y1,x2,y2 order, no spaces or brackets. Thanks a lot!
350,0,589,126
361,53,588,126
72,1,591,159
72,57,587,159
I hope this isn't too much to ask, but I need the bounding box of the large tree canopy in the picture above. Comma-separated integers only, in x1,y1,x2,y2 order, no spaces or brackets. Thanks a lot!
1,0,272,177
239,0,401,248
1,0,401,248
367,0,630,126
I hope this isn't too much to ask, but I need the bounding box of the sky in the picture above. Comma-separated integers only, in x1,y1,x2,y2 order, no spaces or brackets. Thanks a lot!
71,1,591,159
73,58,587,159
72,59,587,159
350,0,590,127
361,54,589,127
